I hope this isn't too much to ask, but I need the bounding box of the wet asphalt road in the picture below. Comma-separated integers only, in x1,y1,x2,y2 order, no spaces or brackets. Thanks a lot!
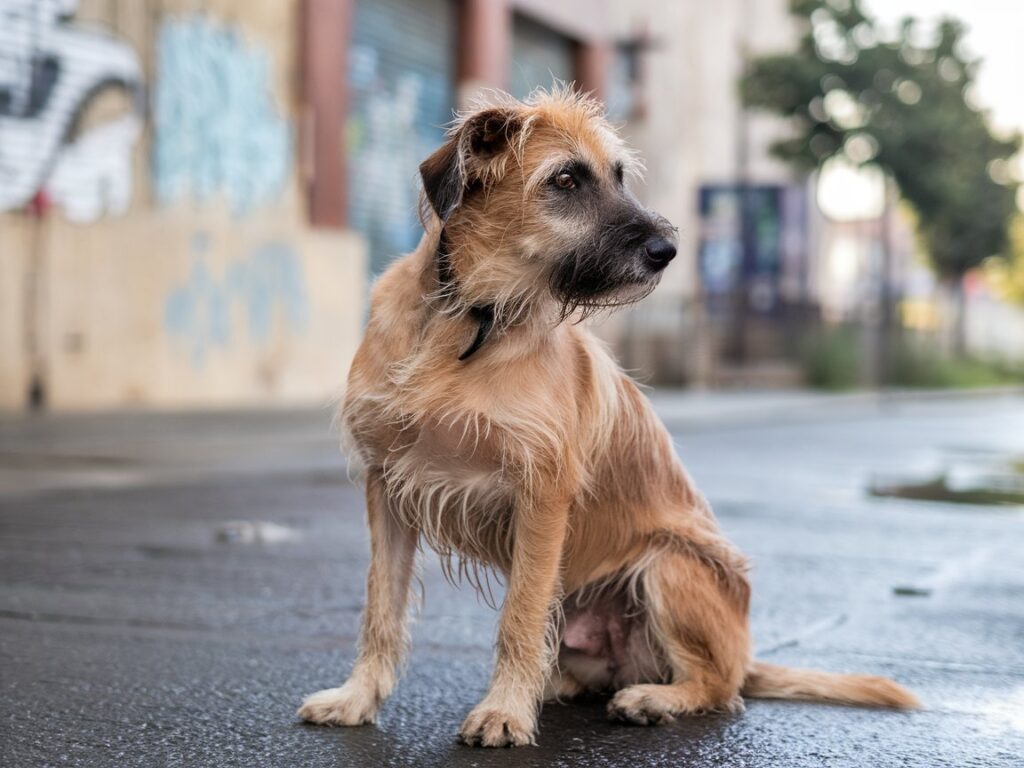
1,393,1023,767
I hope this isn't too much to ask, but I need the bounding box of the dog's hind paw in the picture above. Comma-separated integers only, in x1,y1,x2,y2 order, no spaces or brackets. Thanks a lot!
297,682,379,726
543,671,586,702
607,685,678,725
608,684,745,725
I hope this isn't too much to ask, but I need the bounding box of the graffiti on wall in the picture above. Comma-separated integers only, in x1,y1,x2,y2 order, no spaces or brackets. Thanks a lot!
153,16,292,217
164,234,309,367
0,0,144,221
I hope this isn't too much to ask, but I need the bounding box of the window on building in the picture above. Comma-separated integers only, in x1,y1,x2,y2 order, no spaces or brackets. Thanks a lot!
606,38,643,122
508,13,574,100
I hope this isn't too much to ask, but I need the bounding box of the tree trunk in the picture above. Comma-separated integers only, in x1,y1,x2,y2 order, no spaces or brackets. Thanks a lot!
951,275,967,359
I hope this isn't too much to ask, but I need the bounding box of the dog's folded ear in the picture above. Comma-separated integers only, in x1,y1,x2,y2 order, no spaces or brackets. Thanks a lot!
420,106,524,222
419,139,463,223
467,108,523,159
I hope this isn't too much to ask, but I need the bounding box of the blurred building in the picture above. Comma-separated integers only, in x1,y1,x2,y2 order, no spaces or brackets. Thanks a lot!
602,0,808,385
0,0,807,411
0,0,366,410
345,0,810,384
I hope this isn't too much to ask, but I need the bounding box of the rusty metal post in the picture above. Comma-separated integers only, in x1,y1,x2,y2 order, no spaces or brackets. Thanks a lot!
457,0,510,106
575,40,610,101
300,0,352,228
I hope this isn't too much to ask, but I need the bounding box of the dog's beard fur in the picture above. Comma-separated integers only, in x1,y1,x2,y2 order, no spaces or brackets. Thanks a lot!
552,253,655,319
548,218,670,322
550,259,659,322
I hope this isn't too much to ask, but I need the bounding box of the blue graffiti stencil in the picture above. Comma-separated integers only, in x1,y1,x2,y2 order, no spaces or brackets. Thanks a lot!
163,257,232,368
226,242,309,344
153,15,291,216
164,236,308,367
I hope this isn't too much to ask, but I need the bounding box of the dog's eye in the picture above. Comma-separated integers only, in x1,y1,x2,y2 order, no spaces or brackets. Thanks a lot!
554,172,576,190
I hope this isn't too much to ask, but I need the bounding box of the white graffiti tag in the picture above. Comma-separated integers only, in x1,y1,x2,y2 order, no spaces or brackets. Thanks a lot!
0,0,143,221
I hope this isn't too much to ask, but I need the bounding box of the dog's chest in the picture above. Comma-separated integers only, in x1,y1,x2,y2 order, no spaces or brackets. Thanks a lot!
345,330,576,570
354,397,519,570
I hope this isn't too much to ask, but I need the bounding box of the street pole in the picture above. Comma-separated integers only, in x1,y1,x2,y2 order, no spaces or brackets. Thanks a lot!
730,0,753,365
876,177,894,387
24,191,50,411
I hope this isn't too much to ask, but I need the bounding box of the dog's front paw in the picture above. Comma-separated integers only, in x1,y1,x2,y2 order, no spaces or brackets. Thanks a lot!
297,682,379,726
459,705,536,747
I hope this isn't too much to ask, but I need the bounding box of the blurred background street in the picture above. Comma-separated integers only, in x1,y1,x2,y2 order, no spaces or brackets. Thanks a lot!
2,392,1024,766
3,1,1024,765
2,0,1023,409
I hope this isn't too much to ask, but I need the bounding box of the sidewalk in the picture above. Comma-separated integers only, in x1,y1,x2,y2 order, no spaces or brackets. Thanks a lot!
1,391,1023,766
3,387,1021,494
648,385,1024,429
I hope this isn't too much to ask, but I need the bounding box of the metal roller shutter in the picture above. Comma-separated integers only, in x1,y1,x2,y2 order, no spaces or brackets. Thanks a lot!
348,0,456,275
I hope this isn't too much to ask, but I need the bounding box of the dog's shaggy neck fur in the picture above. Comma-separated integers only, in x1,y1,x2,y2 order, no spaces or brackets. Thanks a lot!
433,227,496,361
424,225,556,330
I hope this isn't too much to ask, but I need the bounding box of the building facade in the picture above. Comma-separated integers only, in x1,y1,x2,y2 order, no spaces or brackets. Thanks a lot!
0,0,366,410
0,0,803,410
601,0,807,383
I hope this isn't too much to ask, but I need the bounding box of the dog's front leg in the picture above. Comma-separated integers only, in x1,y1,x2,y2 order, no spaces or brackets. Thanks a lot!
460,492,569,747
298,471,417,726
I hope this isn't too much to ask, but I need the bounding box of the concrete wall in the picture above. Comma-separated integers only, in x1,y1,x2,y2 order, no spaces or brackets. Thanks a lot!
0,0,367,410
0,217,33,408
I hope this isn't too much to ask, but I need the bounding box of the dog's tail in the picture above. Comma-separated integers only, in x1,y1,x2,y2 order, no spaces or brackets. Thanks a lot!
742,661,920,709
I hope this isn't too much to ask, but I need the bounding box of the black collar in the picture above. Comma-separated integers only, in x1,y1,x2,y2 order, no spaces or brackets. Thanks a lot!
458,305,495,361
436,228,496,362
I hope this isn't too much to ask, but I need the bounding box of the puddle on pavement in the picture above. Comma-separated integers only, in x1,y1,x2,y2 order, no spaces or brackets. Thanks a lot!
869,449,1024,507
215,520,302,544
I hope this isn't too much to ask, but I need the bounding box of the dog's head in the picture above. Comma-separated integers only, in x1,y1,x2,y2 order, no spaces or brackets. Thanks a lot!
419,88,677,319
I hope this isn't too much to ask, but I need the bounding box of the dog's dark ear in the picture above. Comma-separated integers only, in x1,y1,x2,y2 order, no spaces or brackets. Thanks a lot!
465,107,523,159
419,139,463,223
419,107,523,222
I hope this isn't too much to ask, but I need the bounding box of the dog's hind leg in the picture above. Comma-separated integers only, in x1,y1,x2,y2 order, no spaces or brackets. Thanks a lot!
298,471,418,726
543,666,586,702
607,540,751,724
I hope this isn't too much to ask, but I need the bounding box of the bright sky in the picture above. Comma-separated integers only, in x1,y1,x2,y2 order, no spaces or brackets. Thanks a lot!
864,0,1024,209
865,0,1024,136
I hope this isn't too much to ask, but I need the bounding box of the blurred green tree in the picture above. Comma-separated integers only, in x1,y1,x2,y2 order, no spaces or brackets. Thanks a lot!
741,0,1021,351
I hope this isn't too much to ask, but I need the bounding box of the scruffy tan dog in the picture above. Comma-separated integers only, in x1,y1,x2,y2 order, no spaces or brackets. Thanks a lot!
298,89,918,747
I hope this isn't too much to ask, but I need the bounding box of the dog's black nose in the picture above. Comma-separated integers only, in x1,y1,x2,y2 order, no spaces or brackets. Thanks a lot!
644,237,677,269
